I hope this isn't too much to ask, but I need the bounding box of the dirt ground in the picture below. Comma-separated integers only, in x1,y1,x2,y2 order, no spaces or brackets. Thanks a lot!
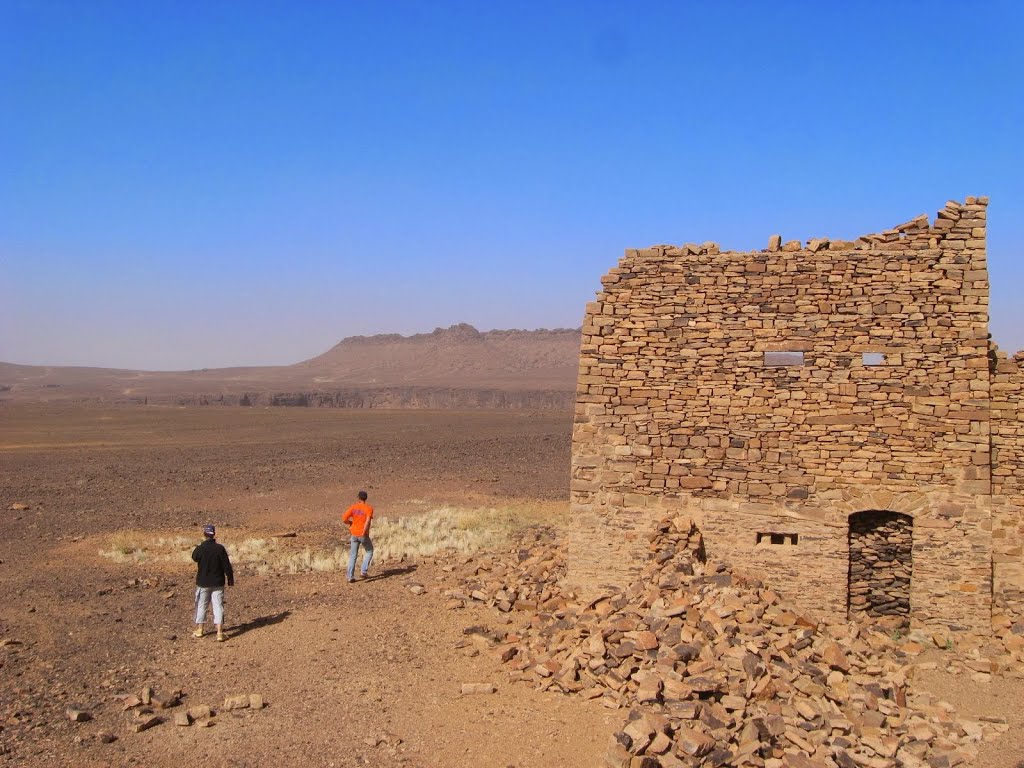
1,404,618,767
1,404,1021,767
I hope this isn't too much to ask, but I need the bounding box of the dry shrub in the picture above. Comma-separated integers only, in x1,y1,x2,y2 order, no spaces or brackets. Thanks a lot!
98,504,546,574
99,533,192,564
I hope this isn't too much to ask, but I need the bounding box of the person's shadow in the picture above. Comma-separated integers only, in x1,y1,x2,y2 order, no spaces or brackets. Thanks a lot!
229,610,291,638
361,564,418,582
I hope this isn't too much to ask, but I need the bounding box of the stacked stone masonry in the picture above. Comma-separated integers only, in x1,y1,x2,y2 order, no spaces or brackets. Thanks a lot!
848,511,912,626
568,197,1024,634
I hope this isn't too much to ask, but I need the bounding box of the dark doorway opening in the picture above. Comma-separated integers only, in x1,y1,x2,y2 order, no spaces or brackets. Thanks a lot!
848,510,912,628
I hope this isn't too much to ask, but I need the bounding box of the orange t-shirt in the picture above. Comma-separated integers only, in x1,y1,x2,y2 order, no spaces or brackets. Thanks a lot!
342,501,374,537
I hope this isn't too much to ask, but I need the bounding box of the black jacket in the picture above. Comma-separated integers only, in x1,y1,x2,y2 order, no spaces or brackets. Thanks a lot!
192,538,234,588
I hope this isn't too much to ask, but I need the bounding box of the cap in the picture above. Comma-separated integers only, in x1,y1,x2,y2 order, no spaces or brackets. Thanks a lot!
203,524,216,536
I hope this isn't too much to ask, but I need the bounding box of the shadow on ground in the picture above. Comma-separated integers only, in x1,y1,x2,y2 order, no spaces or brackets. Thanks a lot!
230,610,292,638
361,564,418,582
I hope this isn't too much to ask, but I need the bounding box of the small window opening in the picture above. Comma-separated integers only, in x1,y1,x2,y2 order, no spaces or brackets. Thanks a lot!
763,351,805,367
757,532,798,546
862,352,885,366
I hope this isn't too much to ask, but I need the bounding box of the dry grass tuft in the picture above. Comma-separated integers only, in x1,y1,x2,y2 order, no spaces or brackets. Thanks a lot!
99,533,193,564
98,504,546,575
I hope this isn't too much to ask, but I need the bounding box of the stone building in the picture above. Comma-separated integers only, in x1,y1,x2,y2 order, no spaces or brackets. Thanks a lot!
568,197,1024,633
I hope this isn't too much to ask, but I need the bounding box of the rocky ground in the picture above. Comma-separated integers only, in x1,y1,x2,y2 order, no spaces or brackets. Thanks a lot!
1,404,1022,767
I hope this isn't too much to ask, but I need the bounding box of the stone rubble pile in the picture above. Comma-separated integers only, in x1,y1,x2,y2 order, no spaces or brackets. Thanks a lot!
442,527,569,615
445,520,1011,768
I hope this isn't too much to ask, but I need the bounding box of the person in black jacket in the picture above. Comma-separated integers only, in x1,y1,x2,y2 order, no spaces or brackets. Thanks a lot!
191,524,234,641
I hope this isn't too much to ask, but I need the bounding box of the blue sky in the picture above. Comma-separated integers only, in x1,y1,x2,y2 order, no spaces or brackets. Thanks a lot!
2,1,1022,369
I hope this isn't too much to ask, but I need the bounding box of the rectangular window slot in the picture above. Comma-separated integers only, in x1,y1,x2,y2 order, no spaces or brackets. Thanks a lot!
757,532,798,546
763,351,805,367
862,352,885,366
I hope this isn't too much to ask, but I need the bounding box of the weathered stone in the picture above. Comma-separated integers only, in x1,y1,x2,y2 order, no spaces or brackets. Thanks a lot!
675,727,715,757
783,754,828,768
648,731,672,754
119,695,143,711
222,694,250,711
635,674,662,704
821,641,850,671
130,715,160,733
605,743,632,768
150,691,180,710
460,683,496,695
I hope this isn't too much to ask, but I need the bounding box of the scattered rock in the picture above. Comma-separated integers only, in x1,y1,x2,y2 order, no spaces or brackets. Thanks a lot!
173,712,191,727
460,683,497,695
8,503,30,511
118,695,143,711
130,714,160,733
66,709,92,723
223,694,250,711
150,690,180,710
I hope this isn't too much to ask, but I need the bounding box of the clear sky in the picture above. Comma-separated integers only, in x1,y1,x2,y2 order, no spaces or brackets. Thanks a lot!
2,1,1022,370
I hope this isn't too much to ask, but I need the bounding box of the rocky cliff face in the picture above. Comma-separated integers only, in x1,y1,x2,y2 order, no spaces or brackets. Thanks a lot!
298,324,581,390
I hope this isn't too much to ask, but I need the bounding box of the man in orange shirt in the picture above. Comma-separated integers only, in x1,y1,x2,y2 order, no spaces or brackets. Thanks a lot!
342,490,374,583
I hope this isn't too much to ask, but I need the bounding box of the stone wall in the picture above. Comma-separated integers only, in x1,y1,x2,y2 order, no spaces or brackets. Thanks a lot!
991,351,1024,624
568,198,1004,633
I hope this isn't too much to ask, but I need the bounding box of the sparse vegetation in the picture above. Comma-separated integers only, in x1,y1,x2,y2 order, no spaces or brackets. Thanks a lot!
101,533,193,563
99,504,546,574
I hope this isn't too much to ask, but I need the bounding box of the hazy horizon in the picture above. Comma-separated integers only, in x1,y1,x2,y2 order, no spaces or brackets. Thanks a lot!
3,2,1023,369
0,321,584,371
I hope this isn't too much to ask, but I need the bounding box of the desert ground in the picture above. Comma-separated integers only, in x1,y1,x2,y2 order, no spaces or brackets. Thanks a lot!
1,404,1022,768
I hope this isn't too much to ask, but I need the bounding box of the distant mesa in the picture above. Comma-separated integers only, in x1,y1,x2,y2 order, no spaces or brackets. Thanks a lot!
324,323,578,348
0,324,583,410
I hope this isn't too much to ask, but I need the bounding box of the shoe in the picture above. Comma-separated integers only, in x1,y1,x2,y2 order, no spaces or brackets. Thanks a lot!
347,578,355,583
192,627,204,638
216,633,225,642
360,572,368,579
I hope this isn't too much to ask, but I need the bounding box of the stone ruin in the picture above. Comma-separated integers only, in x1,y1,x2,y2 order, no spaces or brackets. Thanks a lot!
567,197,1024,635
